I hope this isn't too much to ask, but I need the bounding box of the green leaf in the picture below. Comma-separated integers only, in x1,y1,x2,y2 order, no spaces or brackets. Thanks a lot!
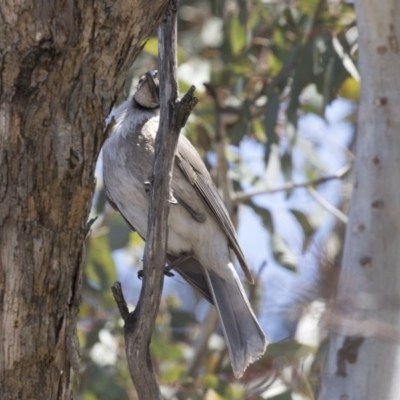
229,99,251,145
268,392,293,400
337,77,360,100
160,363,186,384
168,308,198,328
270,233,297,272
201,374,220,389
248,201,274,232
296,374,315,400
248,202,297,270
252,118,266,143
86,235,117,292
95,187,108,215
224,383,246,399
108,213,131,251
143,37,186,64
290,209,316,251
129,231,144,249
264,88,280,164
143,37,158,57
83,320,106,350
83,364,130,400
151,340,183,363
237,0,248,25
204,389,224,400
298,0,320,15
265,340,315,363
229,15,247,55
281,151,293,184
287,39,315,126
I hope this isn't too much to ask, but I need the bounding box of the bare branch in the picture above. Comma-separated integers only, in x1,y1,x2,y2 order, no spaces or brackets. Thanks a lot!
111,282,130,322
307,186,348,223
112,2,198,399
234,164,352,203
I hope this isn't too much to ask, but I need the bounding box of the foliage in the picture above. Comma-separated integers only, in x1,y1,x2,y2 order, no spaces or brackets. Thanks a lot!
77,0,357,398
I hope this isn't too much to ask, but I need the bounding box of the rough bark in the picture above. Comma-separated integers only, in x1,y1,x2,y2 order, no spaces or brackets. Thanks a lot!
318,1,400,399
0,1,168,398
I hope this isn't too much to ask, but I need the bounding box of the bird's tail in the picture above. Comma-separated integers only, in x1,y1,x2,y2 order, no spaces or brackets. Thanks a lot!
204,266,267,378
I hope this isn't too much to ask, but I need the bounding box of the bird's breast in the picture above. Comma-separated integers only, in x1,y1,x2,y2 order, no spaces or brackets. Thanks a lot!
102,113,195,256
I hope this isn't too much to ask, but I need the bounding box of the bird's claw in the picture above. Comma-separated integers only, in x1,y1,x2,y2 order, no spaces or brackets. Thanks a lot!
164,267,175,277
137,267,174,280
144,181,151,194
144,176,153,194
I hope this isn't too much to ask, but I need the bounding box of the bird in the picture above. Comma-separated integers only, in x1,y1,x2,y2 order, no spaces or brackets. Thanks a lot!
102,70,267,378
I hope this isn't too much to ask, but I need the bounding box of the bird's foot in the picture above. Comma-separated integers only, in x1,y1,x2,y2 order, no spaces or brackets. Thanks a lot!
144,177,177,204
144,177,152,194
163,266,175,277
137,254,192,280
166,254,191,273
137,266,175,280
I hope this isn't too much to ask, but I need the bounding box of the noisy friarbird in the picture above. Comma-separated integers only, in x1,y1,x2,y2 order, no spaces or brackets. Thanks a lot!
102,71,267,378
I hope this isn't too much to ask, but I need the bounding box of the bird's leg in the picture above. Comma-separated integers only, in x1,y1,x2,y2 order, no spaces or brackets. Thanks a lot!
137,265,175,279
137,253,191,279
144,175,153,194
164,253,191,275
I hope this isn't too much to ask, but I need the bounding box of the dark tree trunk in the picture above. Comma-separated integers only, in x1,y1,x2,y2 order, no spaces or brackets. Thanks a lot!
0,1,168,398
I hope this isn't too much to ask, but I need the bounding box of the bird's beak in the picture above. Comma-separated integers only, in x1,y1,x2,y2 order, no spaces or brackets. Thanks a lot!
146,70,158,90
144,70,159,106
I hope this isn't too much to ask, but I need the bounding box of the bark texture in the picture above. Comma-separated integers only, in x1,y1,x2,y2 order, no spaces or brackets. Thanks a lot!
0,1,168,398
318,1,400,399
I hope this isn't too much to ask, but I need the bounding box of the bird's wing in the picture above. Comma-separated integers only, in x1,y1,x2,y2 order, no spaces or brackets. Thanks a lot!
175,135,254,284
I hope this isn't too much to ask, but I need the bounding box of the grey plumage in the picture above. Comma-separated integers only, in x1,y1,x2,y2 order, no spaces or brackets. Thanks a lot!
102,71,267,378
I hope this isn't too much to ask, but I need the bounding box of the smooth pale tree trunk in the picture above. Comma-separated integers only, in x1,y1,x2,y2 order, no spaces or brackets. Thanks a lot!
318,1,400,399
0,1,167,398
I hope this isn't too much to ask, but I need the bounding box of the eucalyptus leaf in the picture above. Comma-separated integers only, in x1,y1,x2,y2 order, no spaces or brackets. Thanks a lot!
270,233,297,272
108,213,131,251
290,209,316,251
229,15,247,55
265,340,315,363
267,392,293,400
264,88,280,164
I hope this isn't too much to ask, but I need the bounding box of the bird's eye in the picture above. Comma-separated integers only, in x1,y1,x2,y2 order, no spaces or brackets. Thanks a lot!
138,78,144,85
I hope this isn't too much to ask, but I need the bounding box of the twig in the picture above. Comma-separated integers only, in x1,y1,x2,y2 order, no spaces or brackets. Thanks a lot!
234,164,351,203
307,186,348,223
111,282,130,321
112,2,198,399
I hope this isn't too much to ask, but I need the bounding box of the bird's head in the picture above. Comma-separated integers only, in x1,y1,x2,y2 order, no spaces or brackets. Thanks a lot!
133,70,160,109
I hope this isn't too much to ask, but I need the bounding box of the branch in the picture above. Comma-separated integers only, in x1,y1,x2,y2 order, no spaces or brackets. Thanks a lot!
307,186,348,223
234,164,352,203
112,2,197,399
